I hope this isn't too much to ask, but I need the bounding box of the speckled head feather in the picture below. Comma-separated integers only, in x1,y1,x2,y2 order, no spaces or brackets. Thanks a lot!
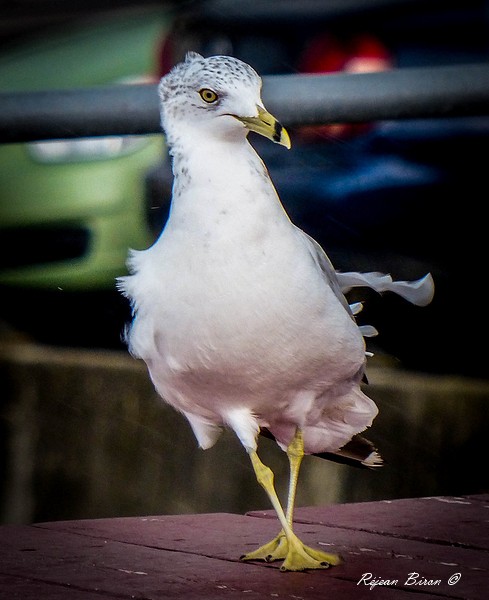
158,53,262,135
159,52,260,100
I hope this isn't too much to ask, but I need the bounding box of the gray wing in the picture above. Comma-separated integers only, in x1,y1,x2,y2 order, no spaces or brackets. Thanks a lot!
297,228,435,306
295,227,354,317
296,227,434,339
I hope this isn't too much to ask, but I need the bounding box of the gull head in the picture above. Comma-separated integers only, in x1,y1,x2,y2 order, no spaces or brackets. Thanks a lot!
158,52,290,149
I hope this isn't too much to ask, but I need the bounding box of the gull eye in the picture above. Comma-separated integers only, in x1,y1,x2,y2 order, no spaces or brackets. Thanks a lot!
199,88,219,103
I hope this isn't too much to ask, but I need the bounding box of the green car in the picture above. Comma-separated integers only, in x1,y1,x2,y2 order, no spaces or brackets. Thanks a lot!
0,7,171,291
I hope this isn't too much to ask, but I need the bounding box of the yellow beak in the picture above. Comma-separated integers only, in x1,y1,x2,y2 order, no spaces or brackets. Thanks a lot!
235,106,291,149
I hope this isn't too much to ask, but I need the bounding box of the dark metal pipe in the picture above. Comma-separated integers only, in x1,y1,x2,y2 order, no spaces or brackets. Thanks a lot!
0,63,488,143
264,63,489,125
0,84,160,144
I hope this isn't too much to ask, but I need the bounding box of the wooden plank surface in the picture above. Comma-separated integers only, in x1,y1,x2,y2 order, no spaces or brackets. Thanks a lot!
0,495,487,599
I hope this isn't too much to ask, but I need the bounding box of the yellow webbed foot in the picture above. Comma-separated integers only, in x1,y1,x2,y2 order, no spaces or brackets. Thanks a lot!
240,532,288,562
241,531,341,571
280,534,341,572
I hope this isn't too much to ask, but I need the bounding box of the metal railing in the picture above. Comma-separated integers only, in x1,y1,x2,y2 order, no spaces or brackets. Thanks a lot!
1,63,489,143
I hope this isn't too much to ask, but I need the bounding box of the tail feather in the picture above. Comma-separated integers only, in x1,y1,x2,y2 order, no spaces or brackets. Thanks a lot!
314,434,384,470
259,430,383,470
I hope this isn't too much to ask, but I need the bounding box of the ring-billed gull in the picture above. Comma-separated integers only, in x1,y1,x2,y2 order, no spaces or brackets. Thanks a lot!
118,52,434,571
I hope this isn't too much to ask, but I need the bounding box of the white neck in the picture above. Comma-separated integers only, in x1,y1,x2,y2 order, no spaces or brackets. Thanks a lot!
162,125,289,236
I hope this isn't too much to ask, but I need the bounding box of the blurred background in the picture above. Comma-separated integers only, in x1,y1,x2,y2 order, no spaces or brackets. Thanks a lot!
1,0,488,524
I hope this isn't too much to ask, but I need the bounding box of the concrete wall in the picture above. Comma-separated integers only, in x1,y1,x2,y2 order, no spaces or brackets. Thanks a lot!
1,341,488,524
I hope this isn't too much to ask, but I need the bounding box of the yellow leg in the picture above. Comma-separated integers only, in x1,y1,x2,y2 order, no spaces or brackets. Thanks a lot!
240,428,305,564
285,427,305,527
240,429,341,571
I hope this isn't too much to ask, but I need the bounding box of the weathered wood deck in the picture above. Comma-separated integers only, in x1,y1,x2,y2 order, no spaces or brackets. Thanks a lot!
0,494,487,599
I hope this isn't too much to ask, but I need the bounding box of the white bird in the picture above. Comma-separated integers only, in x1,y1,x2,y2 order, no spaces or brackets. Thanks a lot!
118,52,434,572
